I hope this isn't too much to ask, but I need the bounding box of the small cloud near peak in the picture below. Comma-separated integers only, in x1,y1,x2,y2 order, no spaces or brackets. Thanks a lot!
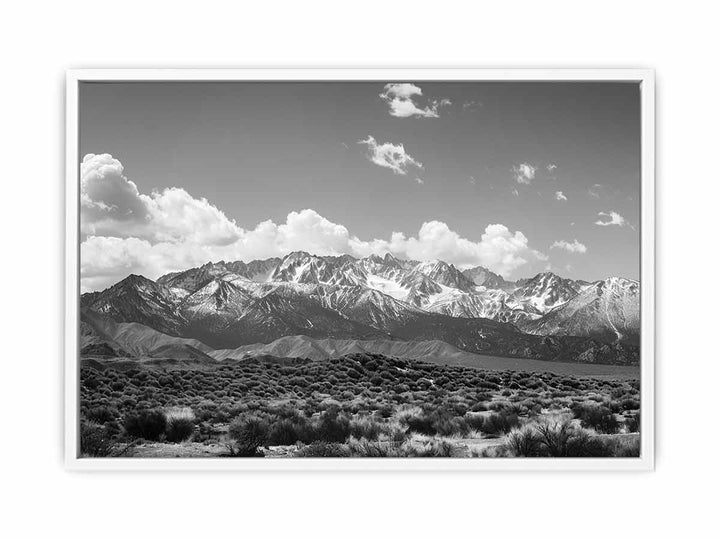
595,211,626,227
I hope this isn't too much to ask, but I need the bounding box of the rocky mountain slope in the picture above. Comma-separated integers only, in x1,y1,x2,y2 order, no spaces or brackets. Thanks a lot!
81,310,639,366
80,309,214,361
80,252,641,364
522,277,640,345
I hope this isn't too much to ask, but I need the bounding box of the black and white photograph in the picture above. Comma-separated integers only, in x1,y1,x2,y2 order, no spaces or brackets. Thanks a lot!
13,2,720,538
71,73,650,464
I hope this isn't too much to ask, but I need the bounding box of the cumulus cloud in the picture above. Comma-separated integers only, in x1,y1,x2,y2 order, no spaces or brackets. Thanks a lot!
350,222,547,277
512,163,536,185
80,155,548,291
379,83,450,118
358,136,423,175
547,163,558,172
80,153,241,246
81,208,357,292
555,191,567,201
82,213,546,291
462,100,482,112
551,239,587,254
80,153,150,224
595,211,626,227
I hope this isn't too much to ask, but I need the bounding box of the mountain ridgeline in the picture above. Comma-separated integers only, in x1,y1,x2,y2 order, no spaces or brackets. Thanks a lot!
80,252,640,366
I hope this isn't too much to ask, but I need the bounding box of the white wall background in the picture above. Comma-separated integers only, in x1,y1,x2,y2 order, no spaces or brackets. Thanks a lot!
1,1,716,537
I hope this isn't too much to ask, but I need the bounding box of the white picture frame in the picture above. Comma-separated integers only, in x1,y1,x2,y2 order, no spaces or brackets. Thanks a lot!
65,68,654,471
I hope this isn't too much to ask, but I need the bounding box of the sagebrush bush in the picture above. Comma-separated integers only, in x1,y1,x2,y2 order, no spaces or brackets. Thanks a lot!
80,421,114,457
625,412,640,433
533,421,612,457
533,421,574,456
504,426,542,456
228,416,268,456
315,410,351,443
500,421,610,457
123,409,167,441
571,403,620,434
399,407,468,437
482,411,520,435
601,435,640,457
400,409,436,435
349,416,384,441
464,413,485,432
85,406,119,424
165,417,195,443
380,427,408,444
620,398,640,411
563,430,611,457
404,439,460,457
266,418,302,445
295,441,351,457
347,439,393,457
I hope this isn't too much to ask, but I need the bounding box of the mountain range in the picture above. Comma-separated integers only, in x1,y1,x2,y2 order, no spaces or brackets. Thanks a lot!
80,252,640,365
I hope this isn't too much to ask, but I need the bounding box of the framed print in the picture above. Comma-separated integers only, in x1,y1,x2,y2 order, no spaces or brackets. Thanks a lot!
65,69,654,470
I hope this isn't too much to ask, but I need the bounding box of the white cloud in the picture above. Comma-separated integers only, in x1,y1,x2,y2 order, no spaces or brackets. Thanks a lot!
595,211,626,227
511,188,519,197
512,163,536,185
350,222,547,277
551,239,587,254
80,155,547,291
82,214,546,291
555,191,568,201
81,208,357,292
547,163,558,172
379,83,450,118
358,136,423,175
462,100,482,112
80,154,242,246
414,177,425,185
80,153,149,224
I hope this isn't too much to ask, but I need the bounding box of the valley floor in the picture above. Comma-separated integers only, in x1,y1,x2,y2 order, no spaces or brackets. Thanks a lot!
409,353,640,380
79,353,641,459
82,349,641,379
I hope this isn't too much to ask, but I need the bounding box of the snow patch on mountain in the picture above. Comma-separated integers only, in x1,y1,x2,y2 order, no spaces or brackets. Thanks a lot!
365,273,410,301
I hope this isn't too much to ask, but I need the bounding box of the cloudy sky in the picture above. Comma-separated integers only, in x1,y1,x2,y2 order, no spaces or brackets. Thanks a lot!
79,81,640,292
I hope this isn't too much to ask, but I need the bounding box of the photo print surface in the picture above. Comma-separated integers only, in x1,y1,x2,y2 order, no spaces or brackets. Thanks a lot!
78,80,642,459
